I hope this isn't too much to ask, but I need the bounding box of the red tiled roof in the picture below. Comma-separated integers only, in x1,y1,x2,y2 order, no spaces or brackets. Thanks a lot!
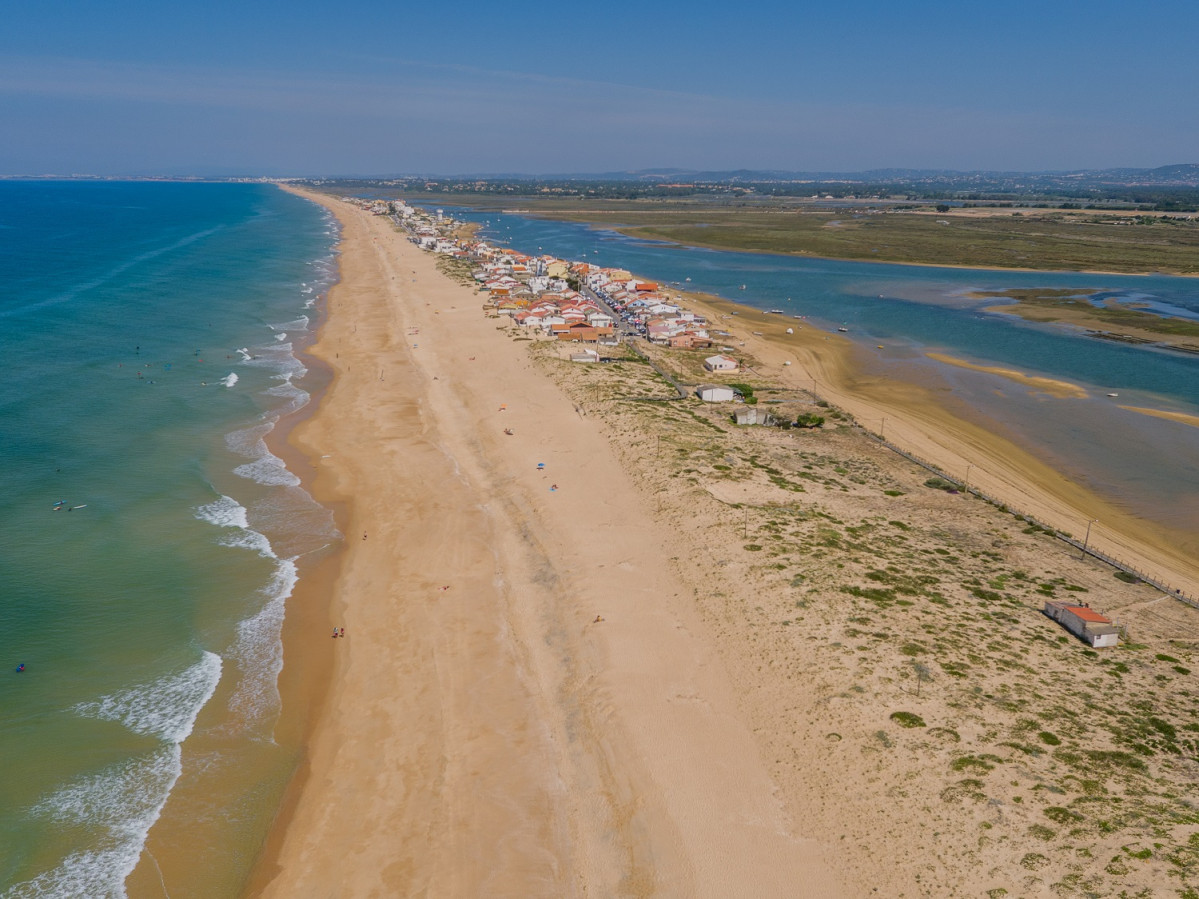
1066,606,1111,624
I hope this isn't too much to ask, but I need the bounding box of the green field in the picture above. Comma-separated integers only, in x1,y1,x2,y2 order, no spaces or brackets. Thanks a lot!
401,192,1199,275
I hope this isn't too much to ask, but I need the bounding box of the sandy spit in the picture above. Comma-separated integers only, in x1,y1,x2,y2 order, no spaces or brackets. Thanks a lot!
247,188,845,897
688,296,1199,597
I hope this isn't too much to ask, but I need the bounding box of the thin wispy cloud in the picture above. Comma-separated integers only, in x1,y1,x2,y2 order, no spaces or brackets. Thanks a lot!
0,47,1188,175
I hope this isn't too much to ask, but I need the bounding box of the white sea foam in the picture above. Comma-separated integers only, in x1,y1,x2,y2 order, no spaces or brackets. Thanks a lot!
265,377,309,416
271,315,309,332
12,748,183,899
274,332,287,341
233,453,301,488
195,494,249,531
8,655,223,899
240,342,306,381
222,527,275,556
236,347,252,362
75,652,222,743
221,372,239,387
226,418,300,486
225,420,275,459
196,495,276,558
225,559,297,730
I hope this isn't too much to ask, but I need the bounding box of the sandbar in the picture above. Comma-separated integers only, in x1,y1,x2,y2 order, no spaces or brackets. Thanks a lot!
1119,405,1199,429
925,351,1090,399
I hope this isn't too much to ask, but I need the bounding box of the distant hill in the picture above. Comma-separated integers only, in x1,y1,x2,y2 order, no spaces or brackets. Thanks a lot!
562,166,1199,188
313,164,1199,188
311,164,1199,211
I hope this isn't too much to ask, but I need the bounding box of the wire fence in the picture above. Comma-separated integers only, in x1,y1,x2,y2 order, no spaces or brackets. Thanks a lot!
850,424,1199,609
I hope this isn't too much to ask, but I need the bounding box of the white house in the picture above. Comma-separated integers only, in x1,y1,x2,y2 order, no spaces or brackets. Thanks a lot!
704,354,739,372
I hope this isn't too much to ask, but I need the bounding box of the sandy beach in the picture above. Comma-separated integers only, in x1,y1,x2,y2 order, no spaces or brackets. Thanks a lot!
250,188,844,897
247,187,1199,898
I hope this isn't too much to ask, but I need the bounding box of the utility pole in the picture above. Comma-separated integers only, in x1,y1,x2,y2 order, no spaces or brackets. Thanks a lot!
1082,519,1098,558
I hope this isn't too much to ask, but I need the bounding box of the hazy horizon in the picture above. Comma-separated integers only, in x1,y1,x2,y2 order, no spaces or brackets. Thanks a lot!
4,0,1196,177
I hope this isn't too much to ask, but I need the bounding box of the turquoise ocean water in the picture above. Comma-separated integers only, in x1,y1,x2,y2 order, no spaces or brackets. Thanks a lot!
443,207,1199,541
0,182,338,896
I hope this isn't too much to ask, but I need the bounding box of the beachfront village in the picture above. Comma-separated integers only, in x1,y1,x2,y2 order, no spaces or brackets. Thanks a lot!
349,196,747,374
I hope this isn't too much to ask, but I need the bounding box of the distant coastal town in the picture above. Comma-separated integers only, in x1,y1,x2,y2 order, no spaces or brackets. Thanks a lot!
346,196,749,370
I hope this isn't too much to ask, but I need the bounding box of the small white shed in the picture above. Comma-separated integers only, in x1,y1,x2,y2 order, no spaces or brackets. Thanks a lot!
697,384,736,403
734,407,768,425
1044,601,1119,648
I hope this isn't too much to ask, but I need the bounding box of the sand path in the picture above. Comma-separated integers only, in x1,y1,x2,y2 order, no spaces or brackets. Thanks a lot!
255,191,842,897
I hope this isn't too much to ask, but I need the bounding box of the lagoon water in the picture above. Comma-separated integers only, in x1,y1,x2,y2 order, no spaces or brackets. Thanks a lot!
456,208,1199,538
0,182,337,896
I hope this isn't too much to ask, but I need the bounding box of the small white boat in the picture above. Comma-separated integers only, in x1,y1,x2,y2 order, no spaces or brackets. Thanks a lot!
837,327,849,332
1107,392,1119,397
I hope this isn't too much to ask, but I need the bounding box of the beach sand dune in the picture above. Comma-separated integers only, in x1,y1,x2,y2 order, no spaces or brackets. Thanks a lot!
254,190,843,897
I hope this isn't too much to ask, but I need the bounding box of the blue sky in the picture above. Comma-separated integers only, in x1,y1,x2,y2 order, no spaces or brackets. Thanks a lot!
2,0,1195,176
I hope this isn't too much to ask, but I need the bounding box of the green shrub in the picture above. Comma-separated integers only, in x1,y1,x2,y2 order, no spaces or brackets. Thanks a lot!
1044,806,1083,824
890,711,926,728
924,477,959,492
